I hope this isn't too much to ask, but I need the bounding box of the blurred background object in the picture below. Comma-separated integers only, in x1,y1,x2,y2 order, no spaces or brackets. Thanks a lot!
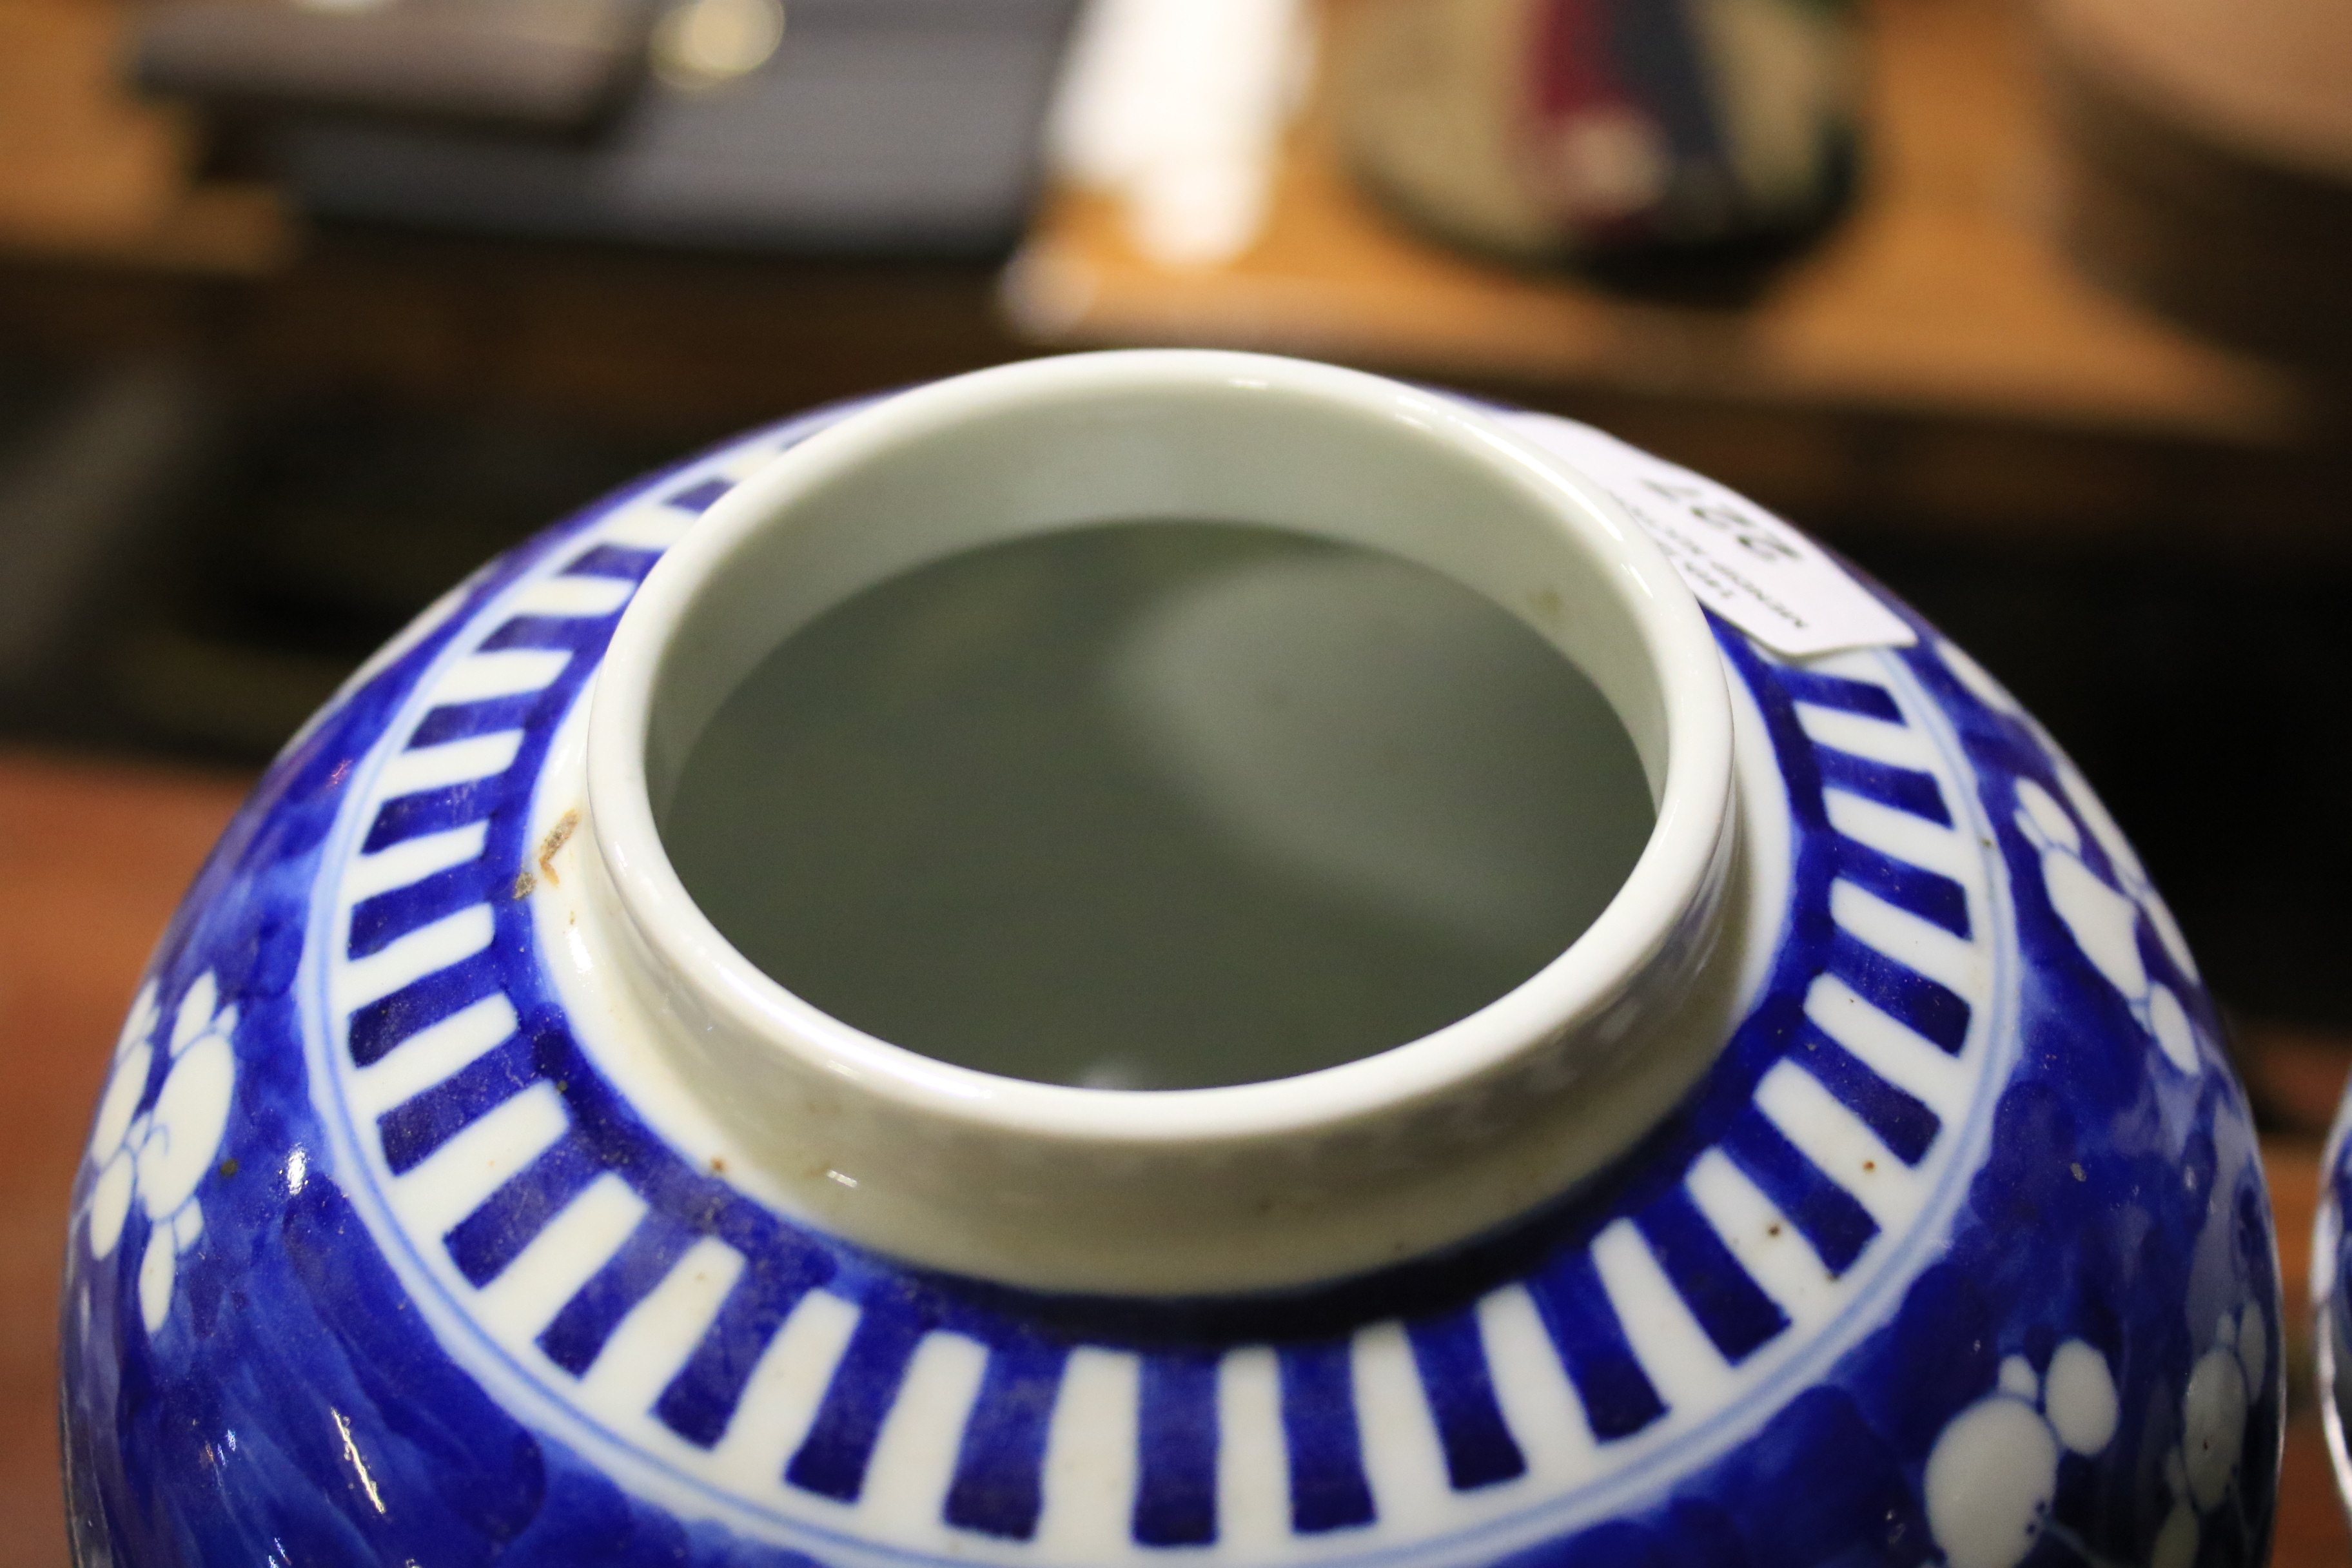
0,0,2349,1558
138,0,1085,255
17,383,685,755
275,0,1083,255
1046,0,1313,268
1329,0,1859,268
0,361,213,700
2041,0,2352,373
132,0,656,135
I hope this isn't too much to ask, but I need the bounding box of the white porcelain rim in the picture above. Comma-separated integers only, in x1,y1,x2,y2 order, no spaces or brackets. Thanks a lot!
585,349,1734,1152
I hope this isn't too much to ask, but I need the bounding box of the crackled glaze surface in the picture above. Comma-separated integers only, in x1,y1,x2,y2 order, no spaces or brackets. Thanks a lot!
62,388,2278,1568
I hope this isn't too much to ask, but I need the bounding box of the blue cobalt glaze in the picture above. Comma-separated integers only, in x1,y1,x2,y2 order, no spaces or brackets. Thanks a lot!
2313,1031,2352,1529
63,378,2280,1568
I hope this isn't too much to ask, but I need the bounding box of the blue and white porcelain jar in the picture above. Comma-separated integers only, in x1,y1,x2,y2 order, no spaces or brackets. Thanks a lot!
62,352,2279,1567
2311,1068,2352,1525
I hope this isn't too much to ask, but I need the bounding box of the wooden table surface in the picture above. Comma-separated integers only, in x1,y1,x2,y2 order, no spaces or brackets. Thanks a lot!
1003,0,2352,555
3,0,2342,531
3,748,2347,1562
0,0,2321,446
1008,0,2310,446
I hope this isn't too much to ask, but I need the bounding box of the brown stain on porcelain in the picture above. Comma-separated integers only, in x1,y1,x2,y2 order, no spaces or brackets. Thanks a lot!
513,809,584,898
538,809,582,886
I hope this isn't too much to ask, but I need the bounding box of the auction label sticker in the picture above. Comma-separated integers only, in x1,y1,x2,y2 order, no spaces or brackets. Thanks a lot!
1498,411,1917,658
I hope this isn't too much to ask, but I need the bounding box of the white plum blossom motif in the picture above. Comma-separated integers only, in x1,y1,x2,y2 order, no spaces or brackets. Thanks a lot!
2011,774,2203,1076
1924,1340,2120,1568
85,973,238,1335
2150,1304,2268,1568
1936,637,2204,1076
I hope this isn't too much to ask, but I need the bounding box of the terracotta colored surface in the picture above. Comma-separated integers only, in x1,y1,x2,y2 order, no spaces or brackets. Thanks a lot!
2267,1137,2352,1567
0,749,2346,1562
2281,1407,2352,1568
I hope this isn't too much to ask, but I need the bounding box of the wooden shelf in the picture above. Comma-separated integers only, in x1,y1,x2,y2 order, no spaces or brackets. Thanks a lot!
1006,0,2315,449
0,0,293,274
0,0,2340,551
